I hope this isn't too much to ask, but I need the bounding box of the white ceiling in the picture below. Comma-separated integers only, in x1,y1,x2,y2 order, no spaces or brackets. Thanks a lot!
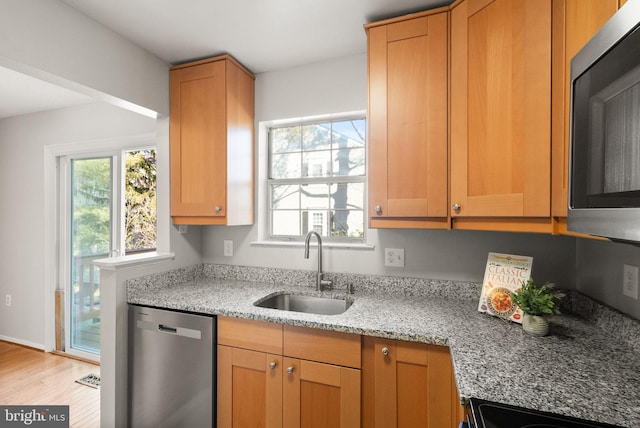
1,0,450,120
59,0,450,72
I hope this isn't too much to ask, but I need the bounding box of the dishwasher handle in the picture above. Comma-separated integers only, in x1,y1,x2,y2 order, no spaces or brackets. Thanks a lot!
158,324,178,334
136,319,202,340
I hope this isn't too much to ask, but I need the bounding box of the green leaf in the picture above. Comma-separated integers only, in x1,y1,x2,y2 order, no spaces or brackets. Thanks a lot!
511,278,565,316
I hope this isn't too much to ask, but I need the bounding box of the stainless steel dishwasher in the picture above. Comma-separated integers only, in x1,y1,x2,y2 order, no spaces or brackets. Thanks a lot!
128,305,215,428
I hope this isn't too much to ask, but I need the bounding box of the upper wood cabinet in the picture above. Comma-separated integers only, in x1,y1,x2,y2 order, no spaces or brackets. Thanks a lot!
450,0,552,228
170,55,255,225
362,336,463,428
366,8,450,229
551,0,620,224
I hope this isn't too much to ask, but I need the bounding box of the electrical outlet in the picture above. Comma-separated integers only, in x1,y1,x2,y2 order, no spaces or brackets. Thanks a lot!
223,240,233,257
177,224,188,234
5,294,11,307
623,264,639,299
384,248,405,267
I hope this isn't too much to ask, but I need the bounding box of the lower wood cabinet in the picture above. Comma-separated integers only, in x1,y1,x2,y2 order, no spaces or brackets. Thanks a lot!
217,316,462,427
217,316,361,428
282,357,360,427
362,336,463,428
218,345,283,427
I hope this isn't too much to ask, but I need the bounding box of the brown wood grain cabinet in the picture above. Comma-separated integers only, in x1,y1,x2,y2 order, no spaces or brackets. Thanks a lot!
362,336,463,428
366,2,625,234
217,317,284,427
169,55,255,225
450,0,553,233
218,345,283,427
366,8,450,230
283,357,361,428
217,317,361,428
551,0,622,236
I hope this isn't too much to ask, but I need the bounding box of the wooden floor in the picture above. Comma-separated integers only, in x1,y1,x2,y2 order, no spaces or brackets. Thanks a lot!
0,341,100,427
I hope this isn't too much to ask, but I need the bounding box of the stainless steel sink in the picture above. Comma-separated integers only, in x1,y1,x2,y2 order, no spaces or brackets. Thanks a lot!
253,293,352,315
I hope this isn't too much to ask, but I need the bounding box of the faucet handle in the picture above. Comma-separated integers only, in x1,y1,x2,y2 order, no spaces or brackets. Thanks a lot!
319,278,333,290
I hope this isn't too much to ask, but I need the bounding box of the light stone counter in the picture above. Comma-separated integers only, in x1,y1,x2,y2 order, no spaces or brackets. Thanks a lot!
127,264,640,427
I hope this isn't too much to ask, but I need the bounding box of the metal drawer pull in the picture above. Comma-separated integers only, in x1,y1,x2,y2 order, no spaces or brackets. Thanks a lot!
287,366,294,374
215,206,222,213
269,362,277,370
381,347,389,356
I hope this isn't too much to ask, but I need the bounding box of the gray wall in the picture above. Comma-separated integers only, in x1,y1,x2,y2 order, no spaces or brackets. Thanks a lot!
576,238,640,319
0,103,153,346
0,105,204,349
0,0,169,116
201,53,578,297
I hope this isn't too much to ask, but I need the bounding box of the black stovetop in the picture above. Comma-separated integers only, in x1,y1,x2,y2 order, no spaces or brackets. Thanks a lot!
470,398,624,428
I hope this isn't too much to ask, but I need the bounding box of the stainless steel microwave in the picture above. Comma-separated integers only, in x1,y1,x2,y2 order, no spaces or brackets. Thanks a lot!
568,0,640,243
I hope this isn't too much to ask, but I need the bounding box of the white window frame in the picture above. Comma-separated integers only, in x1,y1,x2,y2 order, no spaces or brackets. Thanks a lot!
266,113,367,243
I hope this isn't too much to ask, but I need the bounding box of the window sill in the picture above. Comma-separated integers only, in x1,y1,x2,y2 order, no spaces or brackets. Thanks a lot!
250,240,375,250
93,251,175,271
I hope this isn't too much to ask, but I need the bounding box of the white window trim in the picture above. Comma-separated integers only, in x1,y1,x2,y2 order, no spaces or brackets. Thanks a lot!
251,111,375,251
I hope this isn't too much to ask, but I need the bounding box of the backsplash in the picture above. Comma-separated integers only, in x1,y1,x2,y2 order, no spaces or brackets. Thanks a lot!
126,264,204,294
203,263,483,300
562,291,640,354
126,263,640,353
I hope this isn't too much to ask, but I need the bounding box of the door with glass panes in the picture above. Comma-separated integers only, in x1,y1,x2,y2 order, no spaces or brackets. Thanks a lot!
59,149,156,360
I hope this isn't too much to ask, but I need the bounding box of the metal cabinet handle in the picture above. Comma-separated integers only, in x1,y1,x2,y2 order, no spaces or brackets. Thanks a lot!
287,366,294,374
215,206,222,213
269,362,277,370
452,203,461,212
375,205,382,215
381,347,389,356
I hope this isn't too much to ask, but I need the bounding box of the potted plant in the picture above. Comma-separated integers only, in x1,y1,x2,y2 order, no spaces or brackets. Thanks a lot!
511,279,564,336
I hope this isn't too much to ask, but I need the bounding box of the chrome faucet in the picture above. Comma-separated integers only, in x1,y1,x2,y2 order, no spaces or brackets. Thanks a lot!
304,231,333,291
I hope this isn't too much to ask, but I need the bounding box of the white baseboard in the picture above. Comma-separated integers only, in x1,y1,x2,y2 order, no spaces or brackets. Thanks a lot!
0,335,45,351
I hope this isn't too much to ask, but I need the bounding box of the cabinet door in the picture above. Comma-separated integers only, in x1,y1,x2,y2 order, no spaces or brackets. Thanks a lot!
170,60,227,218
362,337,459,428
217,345,283,428
551,0,619,219
283,358,360,428
368,11,448,225
450,0,551,218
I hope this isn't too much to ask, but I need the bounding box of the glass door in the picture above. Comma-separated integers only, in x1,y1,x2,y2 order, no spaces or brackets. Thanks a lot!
58,148,157,360
66,156,118,358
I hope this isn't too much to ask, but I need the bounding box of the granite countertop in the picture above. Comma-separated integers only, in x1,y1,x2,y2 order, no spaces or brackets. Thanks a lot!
127,267,640,427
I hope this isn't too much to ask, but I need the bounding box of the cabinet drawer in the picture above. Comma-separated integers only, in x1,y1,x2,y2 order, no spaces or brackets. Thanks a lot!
283,325,361,369
218,316,283,354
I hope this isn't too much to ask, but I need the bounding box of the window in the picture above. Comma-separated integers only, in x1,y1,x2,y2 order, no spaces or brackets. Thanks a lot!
268,117,366,241
124,149,157,253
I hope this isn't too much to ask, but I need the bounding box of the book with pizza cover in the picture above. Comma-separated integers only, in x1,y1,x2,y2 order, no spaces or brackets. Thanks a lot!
477,252,533,323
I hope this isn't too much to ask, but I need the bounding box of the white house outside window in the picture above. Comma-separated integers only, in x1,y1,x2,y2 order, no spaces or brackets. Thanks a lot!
268,117,366,241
